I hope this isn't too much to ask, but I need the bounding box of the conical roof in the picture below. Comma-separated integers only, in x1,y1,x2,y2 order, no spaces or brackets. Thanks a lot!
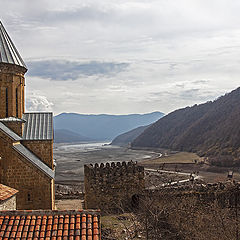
0,21,27,69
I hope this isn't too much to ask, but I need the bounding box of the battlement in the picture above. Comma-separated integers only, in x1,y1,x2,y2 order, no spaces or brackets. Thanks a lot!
84,161,145,211
84,161,144,178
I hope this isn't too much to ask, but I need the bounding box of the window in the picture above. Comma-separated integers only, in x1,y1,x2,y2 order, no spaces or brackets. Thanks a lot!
16,88,18,118
5,88,8,118
27,193,31,201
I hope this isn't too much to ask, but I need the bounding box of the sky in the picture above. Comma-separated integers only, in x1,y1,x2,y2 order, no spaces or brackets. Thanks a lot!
0,0,240,116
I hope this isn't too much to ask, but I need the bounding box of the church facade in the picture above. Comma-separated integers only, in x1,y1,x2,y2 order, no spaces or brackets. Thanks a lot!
0,21,55,210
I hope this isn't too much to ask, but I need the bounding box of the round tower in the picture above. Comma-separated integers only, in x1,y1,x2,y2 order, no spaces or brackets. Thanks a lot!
0,21,27,119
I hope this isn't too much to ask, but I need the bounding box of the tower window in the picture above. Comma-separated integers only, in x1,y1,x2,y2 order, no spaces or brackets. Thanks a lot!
16,88,18,118
27,193,31,201
5,88,8,118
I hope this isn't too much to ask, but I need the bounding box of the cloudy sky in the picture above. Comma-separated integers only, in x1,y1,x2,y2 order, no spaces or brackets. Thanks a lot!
1,0,240,115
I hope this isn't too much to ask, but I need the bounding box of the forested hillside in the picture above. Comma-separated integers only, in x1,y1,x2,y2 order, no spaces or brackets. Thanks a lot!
132,87,240,166
111,125,149,146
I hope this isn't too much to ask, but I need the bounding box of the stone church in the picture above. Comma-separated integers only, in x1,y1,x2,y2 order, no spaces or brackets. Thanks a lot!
0,21,55,210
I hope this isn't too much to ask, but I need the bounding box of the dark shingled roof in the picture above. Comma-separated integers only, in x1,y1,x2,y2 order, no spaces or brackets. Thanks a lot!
22,113,53,141
0,210,101,240
0,21,27,69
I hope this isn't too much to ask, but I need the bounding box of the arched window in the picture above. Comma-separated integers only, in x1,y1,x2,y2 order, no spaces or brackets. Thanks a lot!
5,88,8,118
16,88,18,118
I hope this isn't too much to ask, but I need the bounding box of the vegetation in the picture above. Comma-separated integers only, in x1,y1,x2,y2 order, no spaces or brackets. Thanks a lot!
132,87,240,166
141,152,202,165
101,184,240,240
111,125,149,146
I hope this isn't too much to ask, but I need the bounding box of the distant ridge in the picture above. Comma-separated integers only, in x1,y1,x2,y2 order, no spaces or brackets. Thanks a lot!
54,111,164,141
132,87,240,166
54,129,94,143
111,125,149,146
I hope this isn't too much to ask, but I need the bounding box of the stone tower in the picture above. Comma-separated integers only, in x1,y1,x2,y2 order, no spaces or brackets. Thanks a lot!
0,21,55,210
84,161,145,212
0,21,27,120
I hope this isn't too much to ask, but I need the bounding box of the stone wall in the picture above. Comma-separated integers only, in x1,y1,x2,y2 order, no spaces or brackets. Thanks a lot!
2,121,24,137
84,161,145,211
0,195,16,210
22,140,53,169
143,182,240,209
0,63,26,119
0,131,54,210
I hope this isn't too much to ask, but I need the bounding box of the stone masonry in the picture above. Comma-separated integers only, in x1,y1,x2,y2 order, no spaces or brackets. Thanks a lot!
0,63,26,119
0,195,17,211
0,21,55,210
0,128,54,210
84,161,144,212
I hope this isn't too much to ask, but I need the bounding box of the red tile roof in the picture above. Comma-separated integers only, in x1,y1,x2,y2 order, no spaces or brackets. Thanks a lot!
0,184,18,201
0,210,101,239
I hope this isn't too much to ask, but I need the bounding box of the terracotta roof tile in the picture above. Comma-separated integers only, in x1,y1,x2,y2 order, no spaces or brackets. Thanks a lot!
0,210,101,239
0,184,18,201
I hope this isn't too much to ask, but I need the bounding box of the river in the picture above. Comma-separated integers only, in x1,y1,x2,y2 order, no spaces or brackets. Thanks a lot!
54,142,157,184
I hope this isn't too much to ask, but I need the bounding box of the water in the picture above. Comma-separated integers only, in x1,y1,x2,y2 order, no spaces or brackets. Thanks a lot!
55,141,113,152
54,141,156,184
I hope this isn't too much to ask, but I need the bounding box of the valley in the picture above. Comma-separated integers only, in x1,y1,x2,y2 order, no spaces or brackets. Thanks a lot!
54,142,158,185
54,142,240,191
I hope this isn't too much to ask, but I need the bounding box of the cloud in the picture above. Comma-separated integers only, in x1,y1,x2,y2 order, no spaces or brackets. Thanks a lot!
26,60,129,80
1,0,240,115
26,91,54,112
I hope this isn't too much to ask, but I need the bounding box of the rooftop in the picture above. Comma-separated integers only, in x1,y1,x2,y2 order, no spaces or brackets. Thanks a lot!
0,21,27,69
0,122,22,141
22,113,53,141
13,143,55,179
0,210,101,240
0,121,54,179
0,117,25,122
0,184,18,202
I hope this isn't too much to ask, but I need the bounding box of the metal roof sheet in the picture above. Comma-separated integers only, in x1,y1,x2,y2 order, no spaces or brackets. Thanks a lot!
13,143,55,179
22,113,53,140
0,117,25,122
0,21,27,69
0,122,21,141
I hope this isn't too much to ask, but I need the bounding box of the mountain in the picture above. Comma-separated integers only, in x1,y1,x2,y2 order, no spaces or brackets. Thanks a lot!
54,112,164,141
111,125,149,146
54,129,94,143
132,87,240,166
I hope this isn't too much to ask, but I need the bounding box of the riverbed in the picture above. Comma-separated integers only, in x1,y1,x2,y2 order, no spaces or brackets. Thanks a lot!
54,142,158,184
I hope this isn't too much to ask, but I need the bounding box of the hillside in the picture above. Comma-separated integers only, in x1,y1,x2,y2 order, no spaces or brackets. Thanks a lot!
132,87,240,166
111,125,149,146
54,111,164,141
54,129,94,143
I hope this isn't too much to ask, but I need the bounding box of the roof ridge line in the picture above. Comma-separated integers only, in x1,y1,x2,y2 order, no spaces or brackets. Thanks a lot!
0,21,27,69
13,143,55,179
0,122,22,141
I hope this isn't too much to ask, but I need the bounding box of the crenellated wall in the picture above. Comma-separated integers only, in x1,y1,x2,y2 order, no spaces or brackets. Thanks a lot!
84,161,145,211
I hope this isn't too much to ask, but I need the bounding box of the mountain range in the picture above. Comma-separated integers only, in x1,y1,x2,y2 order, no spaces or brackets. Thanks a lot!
54,111,164,142
132,87,240,166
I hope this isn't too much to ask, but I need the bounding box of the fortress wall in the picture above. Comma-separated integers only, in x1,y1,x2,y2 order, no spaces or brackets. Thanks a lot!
84,161,144,211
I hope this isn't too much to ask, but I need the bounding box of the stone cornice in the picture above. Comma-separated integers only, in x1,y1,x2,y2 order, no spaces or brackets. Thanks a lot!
0,63,27,75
